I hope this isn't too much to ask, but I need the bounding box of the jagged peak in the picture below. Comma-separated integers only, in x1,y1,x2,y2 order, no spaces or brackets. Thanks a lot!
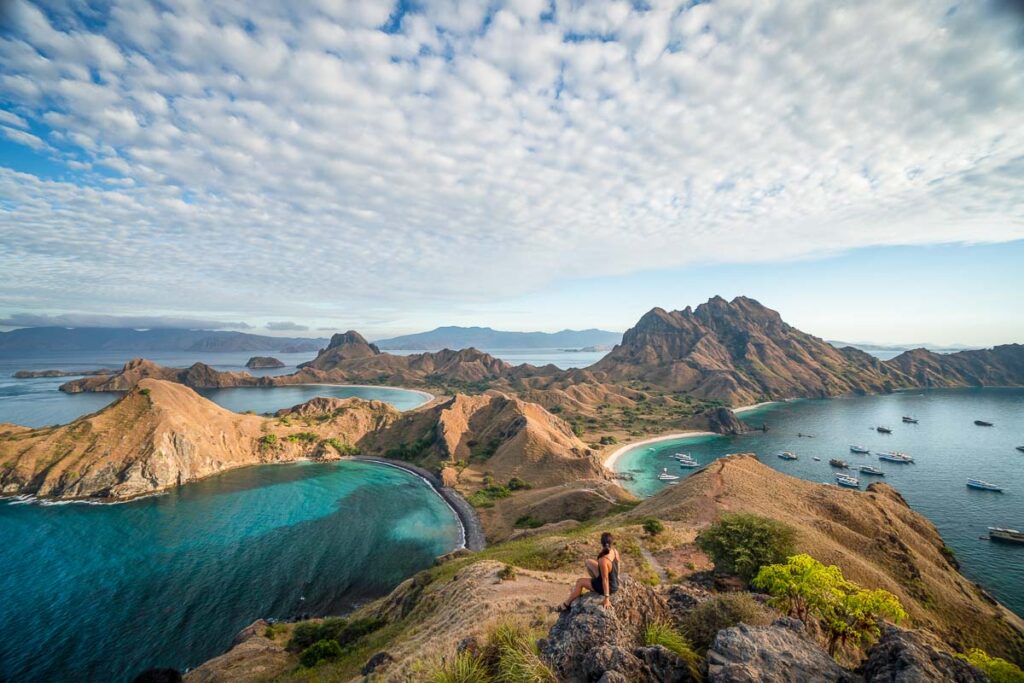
327,330,377,351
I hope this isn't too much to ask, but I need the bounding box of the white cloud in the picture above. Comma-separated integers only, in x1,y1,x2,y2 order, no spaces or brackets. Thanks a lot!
0,0,1021,331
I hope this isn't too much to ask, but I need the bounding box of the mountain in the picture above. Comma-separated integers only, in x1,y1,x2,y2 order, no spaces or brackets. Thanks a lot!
0,326,325,354
588,296,1024,405
59,358,263,392
374,326,621,350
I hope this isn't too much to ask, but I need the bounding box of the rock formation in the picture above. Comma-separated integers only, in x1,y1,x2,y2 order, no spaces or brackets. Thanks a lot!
297,331,382,368
859,627,988,683
707,618,854,682
244,356,284,369
59,358,261,392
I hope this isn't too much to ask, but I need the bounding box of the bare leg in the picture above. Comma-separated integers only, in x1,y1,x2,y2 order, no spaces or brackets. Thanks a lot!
562,577,592,607
585,559,599,578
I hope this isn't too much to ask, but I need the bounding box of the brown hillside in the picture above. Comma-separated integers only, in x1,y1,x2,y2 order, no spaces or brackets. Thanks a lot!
631,454,1024,663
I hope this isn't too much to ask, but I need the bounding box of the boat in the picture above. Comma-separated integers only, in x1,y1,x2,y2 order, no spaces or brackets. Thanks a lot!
858,465,884,476
974,420,994,427
988,527,1024,544
812,456,821,461
835,474,861,488
672,452,695,461
657,468,680,481
829,459,849,469
901,416,918,424
967,478,1003,492
1017,446,1024,453
877,451,914,463
678,460,701,469
849,445,870,454
776,451,798,461
876,426,893,434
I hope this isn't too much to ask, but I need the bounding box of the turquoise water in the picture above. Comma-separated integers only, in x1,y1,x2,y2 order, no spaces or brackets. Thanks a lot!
0,461,462,682
0,352,429,427
615,389,1024,617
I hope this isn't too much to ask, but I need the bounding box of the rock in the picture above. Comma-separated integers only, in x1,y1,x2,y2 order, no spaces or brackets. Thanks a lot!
664,583,712,624
540,575,679,682
859,627,988,682
245,356,285,369
361,651,395,675
707,618,855,683
635,644,695,681
184,620,290,683
706,407,749,435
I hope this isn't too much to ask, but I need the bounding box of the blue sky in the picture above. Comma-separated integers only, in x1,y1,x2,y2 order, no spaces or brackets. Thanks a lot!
1,0,1023,344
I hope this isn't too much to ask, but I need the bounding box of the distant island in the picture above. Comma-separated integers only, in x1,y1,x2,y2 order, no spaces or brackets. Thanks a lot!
245,356,285,369
373,325,621,351
0,327,325,354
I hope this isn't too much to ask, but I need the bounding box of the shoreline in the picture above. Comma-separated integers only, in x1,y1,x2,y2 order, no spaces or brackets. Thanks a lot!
344,455,486,552
733,400,778,414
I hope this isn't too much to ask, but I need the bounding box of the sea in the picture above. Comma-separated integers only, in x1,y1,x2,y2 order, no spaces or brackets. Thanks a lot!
613,389,1024,617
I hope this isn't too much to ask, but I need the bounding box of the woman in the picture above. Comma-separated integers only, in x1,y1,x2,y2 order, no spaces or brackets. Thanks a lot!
559,532,619,610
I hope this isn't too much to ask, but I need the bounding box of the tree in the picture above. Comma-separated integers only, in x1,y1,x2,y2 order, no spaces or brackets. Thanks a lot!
696,513,797,582
753,554,906,656
642,518,665,536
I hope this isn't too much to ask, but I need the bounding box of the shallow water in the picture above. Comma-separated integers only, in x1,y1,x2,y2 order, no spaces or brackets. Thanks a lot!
0,460,462,682
615,388,1024,617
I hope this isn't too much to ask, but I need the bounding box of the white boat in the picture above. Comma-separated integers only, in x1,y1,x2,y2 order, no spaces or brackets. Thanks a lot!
967,478,1003,492
657,468,680,481
877,451,914,463
849,445,871,454
678,460,701,469
835,474,861,488
858,465,884,476
672,453,696,462
989,527,1024,544
777,451,798,461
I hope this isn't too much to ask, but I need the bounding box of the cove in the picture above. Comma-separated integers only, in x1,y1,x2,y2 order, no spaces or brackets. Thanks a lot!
0,460,462,682
613,388,1024,618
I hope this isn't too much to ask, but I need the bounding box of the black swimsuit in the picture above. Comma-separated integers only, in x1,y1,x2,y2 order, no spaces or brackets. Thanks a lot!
590,555,619,595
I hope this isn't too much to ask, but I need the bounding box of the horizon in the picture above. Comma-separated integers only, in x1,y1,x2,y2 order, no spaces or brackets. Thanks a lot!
2,1,1023,346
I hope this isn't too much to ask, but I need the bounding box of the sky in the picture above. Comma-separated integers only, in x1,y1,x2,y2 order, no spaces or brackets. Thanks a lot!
0,0,1022,345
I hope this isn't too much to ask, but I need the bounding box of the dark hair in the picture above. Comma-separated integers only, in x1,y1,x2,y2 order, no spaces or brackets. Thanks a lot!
598,532,614,558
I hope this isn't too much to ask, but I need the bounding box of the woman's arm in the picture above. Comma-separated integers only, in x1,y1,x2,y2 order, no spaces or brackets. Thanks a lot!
600,557,611,608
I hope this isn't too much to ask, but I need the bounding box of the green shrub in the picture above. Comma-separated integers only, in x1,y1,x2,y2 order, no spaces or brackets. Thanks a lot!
696,513,796,582
139,388,151,396
497,564,517,582
513,516,544,529
264,622,287,639
286,431,318,443
287,616,384,653
258,434,278,450
681,593,774,651
469,485,513,508
426,650,492,683
485,619,556,683
323,437,360,455
599,435,618,445
507,477,532,491
642,518,665,536
386,435,436,460
299,639,343,667
644,620,703,680
956,648,1024,683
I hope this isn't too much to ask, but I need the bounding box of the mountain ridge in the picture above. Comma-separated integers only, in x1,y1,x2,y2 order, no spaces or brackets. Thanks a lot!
0,326,325,354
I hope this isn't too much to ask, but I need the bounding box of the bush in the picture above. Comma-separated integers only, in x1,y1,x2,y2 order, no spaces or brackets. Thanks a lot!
681,593,774,651
753,554,906,656
286,431,318,443
642,518,665,536
468,485,513,508
507,477,532,491
264,623,287,639
258,434,278,450
287,616,384,653
599,435,618,445
299,639,343,668
497,565,517,582
323,437,359,455
513,516,544,530
139,388,151,397
426,650,492,683
696,513,796,582
956,648,1024,683
644,619,703,680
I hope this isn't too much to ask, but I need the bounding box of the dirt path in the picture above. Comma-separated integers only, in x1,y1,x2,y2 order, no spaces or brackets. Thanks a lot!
639,546,669,584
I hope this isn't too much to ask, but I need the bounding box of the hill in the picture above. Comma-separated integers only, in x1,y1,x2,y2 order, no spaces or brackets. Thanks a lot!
0,326,324,354
374,326,621,350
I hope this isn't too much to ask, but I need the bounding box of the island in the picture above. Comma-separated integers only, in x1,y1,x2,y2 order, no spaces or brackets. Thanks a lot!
245,356,285,369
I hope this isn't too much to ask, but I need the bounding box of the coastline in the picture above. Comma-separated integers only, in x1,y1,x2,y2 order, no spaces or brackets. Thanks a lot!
733,400,778,414
344,455,485,552
288,382,435,405
603,431,716,472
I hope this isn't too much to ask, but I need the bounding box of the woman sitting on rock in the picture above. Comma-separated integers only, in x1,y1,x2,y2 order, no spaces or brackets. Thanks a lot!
559,532,619,610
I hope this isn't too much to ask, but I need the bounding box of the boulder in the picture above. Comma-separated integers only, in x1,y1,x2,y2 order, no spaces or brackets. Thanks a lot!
540,575,693,682
706,407,749,435
859,627,987,682
707,618,855,682
361,651,395,675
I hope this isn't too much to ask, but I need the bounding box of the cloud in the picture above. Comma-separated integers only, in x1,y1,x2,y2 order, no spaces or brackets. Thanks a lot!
0,313,251,330
0,0,1021,329
265,321,309,331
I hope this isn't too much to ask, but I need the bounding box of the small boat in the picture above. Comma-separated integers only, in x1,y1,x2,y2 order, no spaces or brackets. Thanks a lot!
974,420,994,427
989,527,1024,544
672,453,695,461
877,451,914,463
849,445,870,454
1017,446,1024,453
829,459,849,469
797,432,815,438
901,416,918,424
835,474,861,488
812,456,821,461
776,451,798,461
678,460,701,469
876,426,893,434
657,468,680,481
967,478,1003,492
858,465,884,476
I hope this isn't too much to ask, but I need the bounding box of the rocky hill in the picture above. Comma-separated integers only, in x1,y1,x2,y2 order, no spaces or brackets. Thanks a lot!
59,358,262,392
246,356,285,369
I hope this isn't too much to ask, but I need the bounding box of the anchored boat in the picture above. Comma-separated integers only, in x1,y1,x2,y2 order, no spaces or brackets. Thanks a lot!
835,473,861,488
858,465,884,476
776,451,798,461
829,459,849,469
849,445,870,454
974,420,994,427
657,468,680,481
901,416,918,424
988,527,1024,544
876,426,893,434
877,451,914,463
967,478,1003,492
1017,446,1024,453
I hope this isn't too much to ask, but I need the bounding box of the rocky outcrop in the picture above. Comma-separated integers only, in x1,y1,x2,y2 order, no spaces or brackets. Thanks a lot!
244,356,284,369
886,344,1024,388
707,618,854,682
183,620,290,683
632,455,1024,666
59,358,260,392
539,576,694,682
859,627,987,682
13,368,115,378
297,331,381,369
705,407,749,435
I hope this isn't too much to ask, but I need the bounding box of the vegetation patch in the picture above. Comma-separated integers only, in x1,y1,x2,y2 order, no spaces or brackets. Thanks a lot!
955,648,1024,683
323,438,359,455
299,639,343,668
513,515,544,529
681,593,774,651
644,619,703,680
468,485,513,508
642,517,665,536
696,513,796,582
